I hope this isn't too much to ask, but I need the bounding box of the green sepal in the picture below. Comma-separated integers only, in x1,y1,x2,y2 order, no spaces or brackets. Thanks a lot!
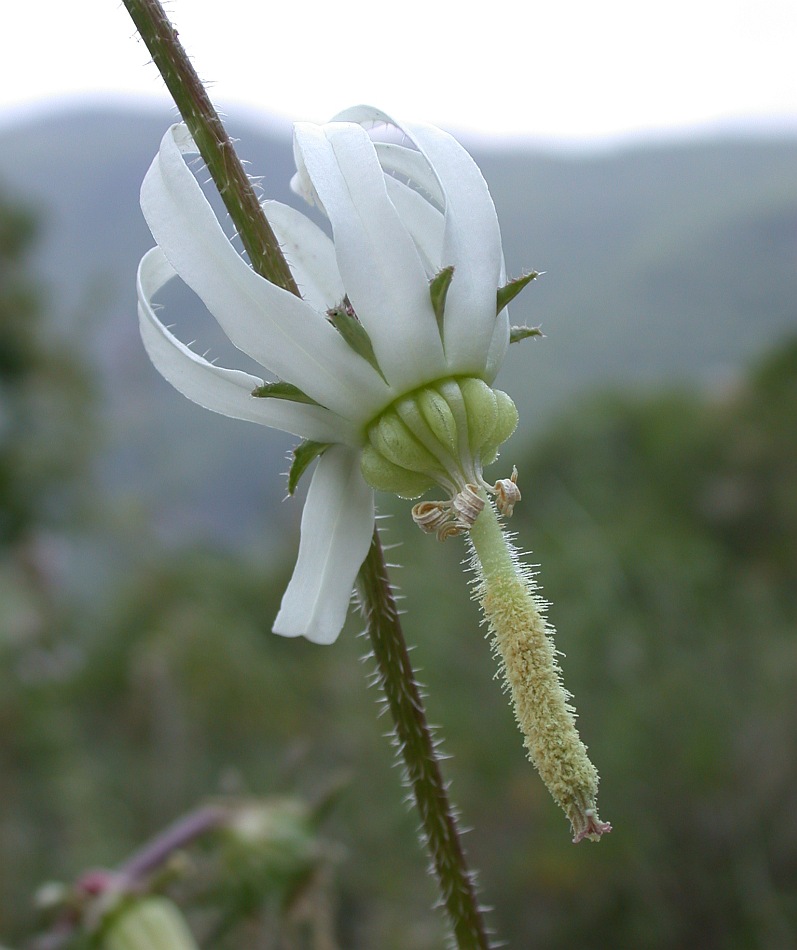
509,325,543,344
288,440,331,495
496,271,539,314
429,266,455,334
251,381,320,406
327,303,388,383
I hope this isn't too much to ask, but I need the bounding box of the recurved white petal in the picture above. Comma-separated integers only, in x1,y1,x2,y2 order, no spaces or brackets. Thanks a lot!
484,308,510,384
372,142,444,207
290,132,321,209
293,122,446,393
335,107,503,378
393,121,503,375
485,257,510,382
140,124,388,420
383,177,444,277
138,248,359,445
273,445,374,645
261,199,344,312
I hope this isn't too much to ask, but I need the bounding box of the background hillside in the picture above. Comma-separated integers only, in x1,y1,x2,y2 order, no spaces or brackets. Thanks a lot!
1,104,795,550
0,104,796,948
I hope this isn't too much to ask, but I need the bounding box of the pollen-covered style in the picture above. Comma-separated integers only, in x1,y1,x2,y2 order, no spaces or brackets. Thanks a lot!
137,106,516,645
137,107,610,841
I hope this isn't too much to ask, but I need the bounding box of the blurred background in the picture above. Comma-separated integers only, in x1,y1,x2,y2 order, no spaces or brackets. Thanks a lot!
1,0,796,946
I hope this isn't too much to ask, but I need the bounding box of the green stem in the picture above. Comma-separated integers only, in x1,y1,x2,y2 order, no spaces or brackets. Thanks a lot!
122,1,491,943
122,0,298,295
356,531,491,949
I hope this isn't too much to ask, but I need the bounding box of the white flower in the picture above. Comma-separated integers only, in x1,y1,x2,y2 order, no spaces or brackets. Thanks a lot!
137,106,512,646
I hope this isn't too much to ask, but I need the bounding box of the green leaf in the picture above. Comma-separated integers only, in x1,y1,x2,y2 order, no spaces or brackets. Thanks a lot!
288,440,331,495
327,301,388,383
509,325,543,344
251,381,320,406
429,266,455,334
496,271,539,314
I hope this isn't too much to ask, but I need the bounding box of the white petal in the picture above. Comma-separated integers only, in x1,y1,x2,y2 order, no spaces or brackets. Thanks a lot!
393,122,503,375
372,142,444,206
293,122,447,393
335,107,503,378
261,199,343,312
290,132,322,209
273,445,374,645
137,248,358,444
331,105,396,131
484,309,510,384
383,177,444,277
140,124,388,420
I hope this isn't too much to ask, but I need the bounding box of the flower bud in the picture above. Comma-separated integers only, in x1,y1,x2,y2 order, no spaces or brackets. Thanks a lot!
102,896,198,950
222,799,321,902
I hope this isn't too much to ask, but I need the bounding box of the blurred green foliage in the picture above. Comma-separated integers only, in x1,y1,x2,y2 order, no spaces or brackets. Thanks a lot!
0,195,94,546
1,188,796,948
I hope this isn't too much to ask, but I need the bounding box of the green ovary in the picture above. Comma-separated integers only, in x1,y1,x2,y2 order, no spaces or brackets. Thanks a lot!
359,377,518,499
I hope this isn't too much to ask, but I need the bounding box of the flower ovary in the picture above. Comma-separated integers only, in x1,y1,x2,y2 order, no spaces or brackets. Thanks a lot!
360,377,518,514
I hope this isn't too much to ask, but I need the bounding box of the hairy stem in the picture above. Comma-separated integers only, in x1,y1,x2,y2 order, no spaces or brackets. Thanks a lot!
356,531,491,949
122,1,490,943
122,0,298,295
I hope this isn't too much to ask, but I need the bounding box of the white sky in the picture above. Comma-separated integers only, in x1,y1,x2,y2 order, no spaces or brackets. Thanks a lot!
2,0,796,143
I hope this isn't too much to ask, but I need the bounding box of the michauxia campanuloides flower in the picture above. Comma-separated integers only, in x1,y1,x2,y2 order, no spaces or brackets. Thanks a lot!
137,105,512,644
137,106,610,841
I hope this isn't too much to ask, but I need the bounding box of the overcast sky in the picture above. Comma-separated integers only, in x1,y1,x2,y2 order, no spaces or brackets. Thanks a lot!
2,0,796,143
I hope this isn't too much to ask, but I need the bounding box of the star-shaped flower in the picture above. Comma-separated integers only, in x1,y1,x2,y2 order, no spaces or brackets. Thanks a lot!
137,106,519,645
